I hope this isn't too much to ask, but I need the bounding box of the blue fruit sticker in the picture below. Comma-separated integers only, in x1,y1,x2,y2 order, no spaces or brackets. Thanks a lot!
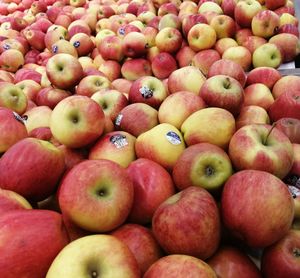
110,134,128,149
166,131,181,145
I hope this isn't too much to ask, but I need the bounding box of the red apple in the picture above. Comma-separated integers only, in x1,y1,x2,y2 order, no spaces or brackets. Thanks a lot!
151,52,177,79
121,58,152,81
272,75,300,99
236,105,270,129
275,117,300,144
246,67,282,89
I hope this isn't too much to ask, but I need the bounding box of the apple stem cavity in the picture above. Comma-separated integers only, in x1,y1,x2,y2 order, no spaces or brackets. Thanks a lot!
205,165,215,176
91,270,98,278
293,248,300,258
263,123,277,146
223,77,231,90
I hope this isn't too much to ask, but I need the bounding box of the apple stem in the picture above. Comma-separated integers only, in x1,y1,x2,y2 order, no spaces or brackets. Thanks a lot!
223,77,231,90
205,166,215,176
263,123,277,146
293,248,300,258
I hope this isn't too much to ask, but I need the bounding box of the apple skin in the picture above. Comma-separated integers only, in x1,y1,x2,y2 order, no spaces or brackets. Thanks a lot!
0,48,25,73
50,95,105,149
207,245,262,278
221,169,294,248
155,26,183,54
0,107,28,153
144,254,217,278
35,87,71,109
246,67,282,89
0,137,65,202
265,0,287,10
181,107,236,150
126,158,176,224
111,223,163,275
181,13,208,38
122,31,148,58
46,234,140,278
272,75,300,99
275,118,300,144
172,143,233,192
234,0,262,28
289,143,300,176
222,46,252,72
14,67,42,84
228,124,294,179
121,58,152,81
75,75,112,97
175,46,196,68
151,52,178,79
214,37,239,56
261,229,300,278
0,209,69,278
58,159,134,233
199,74,244,116
191,49,221,76
268,91,300,122
88,131,136,168
152,186,221,260
252,43,283,69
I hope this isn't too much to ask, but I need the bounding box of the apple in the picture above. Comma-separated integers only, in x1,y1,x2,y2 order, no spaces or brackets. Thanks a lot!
252,43,283,68
68,19,91,38
221,0,237,18
121,58,152,81
151,52,177,79
128,76,168,109
157,2,178,16
14,68,42,84
172,142,233,193
278,23,299,37
222,46,252,72
98,35,124,62
0,209,69,278
0,48,24,73
199,74,244,116
158,13,181,30
181,13,208,38
191,49,221,76
135,123,185,171
251,10,280,39
234,0,262,28
152,186,221,259
155,26,183,54
168,65,206,95
236,105,270,129
88,131,136,168
241,35,267,54
50,95,105,148
50,39,78,57
0,69,14,83
229,124,294,179
235,27,253,45
181,107,236,150
175,46,196,68
207,245,262,278
69,32,95,57
272,75,300,99
265,0,287,10
122,31,148,58
44,27,68,51
268,91,300,122
114,103,159,137
35,87,71,109
75,75,111,97
46,53,84,90
279,12,299,27
289,143,300,176
209,14,236,39
275,118,300,144
207,59,247,87
144,254,217,278
246,67,282,89
221,169,294,248
58,159,134,232
198,1,223,15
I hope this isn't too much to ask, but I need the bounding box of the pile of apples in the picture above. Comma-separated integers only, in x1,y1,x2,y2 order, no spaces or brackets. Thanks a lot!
1,0,300,277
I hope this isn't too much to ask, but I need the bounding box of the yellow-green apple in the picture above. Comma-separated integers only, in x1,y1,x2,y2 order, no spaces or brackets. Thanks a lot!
207,59,247,87
187,23,217,51
50,39,78,57
121,58,152,81
129,76,167,109
126,158,176,224
268,91,300,122
155,26,183,53
181,107,236,149
269,33,300,63
246,67,282,89
158,13,181,30
158,91,206,129
122,31,148,58
91,89,128,122
75,75,111,97
172,143,233,192
46,234,140,278
0,107,28,153
69,32,95,57
111,223,163,275
98,35,124,62
214,37,239,56
221,169,294,248
152,186,221,259
23,105,52,133
50,95,105,148
209,14,236,39
135,123,185,171
88,131,136,168
0,82,27,114
252,43,283,68
0,209,69,278
0,188,32,214
222,45,252,71
221,0,237,17
275,118,300,144
35,87,71,109
0,137,65,201
272,75,300,99
207,245,262,278
241,35,267,54
144,254,217,278
243,83,274,110
228,124,294,178
151,52,178,79
198,1,223,14
265,0,287,10
234,0,262,28
251,10,280,38
181,14,208,38
278,23,299,37
191,49,221,76
279,12,298,26
175,46,196,68
0,48,24,73
114,103,158,137
261,229,300,278
58,159,134,232
168,66,206,95
199,74,244,116
46,53,84,90
236,105,270,129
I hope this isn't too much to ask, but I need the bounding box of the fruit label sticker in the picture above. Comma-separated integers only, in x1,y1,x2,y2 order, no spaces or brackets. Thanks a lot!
139,86,153,99
73,41,80,48
115,114,123,126
52,45,58,53
119,28,125,36
166,131,181,145
284,175,300,189
288,185,300,199
13,111,27,125
110,134,128,149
